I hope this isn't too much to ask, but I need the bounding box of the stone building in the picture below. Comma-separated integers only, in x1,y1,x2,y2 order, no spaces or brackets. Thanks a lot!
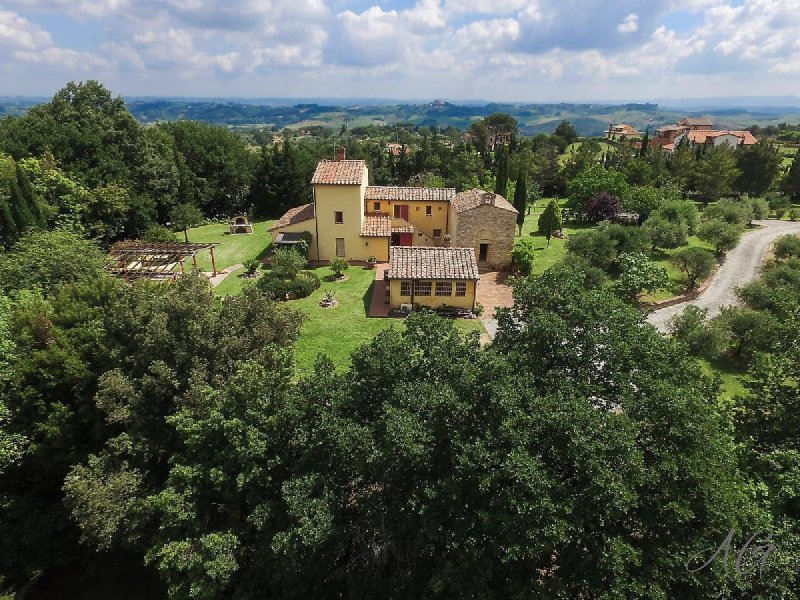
450,189,517,270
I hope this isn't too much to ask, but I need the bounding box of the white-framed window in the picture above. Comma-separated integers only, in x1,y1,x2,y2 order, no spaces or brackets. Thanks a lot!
335,238,345,257
400,281,412,296
435,281,453,296
373,202,380,212
334,211,343,224
414,281,432,296
455,282,467,297
425,205,432,216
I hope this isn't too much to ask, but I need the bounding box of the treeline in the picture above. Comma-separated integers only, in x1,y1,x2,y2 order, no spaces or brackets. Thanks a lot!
0,228,799,598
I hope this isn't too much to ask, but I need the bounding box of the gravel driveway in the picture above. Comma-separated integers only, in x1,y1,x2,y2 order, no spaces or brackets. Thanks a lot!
647,219,800,332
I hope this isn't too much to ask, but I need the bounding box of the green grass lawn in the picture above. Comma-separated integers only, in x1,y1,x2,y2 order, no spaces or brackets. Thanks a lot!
519,197,596,274
177,220,275,271
698,357,749,403
290,265,483,375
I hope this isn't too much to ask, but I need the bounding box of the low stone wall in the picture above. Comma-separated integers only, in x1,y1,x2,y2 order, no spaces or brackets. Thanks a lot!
641,262,720,309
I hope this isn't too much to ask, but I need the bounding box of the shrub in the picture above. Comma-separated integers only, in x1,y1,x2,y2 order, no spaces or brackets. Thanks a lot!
272,248,306,279
614,252,669,301
774,235,800,260
749,196,770,221
584,191,622,223
565,229,617,270
600,222,651,255
656,200,699,234
329,257,350,277
537,199,562,246
703,198,752,227
644,214,688,251
510,238,536,275
698,218,742,256
243,258,260,276
257,270,320,300
668,306,727,359
556,255,608,289
670,247,716,290
142,224,177,242
789,208,800,221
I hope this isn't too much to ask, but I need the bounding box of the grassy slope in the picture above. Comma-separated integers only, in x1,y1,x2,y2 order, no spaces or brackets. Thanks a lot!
177,220,275,271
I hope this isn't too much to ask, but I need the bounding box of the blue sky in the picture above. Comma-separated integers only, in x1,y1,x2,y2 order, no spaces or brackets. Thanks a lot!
1,0,799,101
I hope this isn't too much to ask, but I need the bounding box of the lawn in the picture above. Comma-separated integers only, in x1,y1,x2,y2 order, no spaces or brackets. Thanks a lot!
642,236,716,302
290,265,484,375
698,357,749,404
177,219,275,272
519,197,596,274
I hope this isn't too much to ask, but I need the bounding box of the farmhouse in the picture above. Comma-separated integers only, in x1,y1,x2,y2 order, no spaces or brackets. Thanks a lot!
605,123,641,140
270,148,517,270
386,246,479,311
653,117,757,152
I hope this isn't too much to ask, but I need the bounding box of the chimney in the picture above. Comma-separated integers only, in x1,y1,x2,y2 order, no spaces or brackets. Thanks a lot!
413,174,423,188
335,146,346,162
443,234,451,248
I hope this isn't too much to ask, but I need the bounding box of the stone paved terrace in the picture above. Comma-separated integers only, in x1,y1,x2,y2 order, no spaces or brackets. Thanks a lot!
368,263,391,317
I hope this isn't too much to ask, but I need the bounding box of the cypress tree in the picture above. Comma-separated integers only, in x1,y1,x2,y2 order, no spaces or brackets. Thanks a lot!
639,129,650,157
494,146,509,198
537,199,562,247
0,197,18,245
9,178,34,233
15,165,45,228
513,168,528,235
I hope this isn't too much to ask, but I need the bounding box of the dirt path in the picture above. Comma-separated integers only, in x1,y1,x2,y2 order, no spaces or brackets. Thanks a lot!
648,220,800,332
206,263,243,287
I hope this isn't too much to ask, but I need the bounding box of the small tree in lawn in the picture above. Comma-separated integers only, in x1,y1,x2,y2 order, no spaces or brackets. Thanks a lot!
644,214,688,251
329,257,349,279
170,203,204,243
513,168,528,235
698,218,741,256
243,258,260,276
614,252,669,302
537,200,562,247
670,247,716,290
509,238,536,275
272,247,305,279
584,191,622,223
526,181,541,215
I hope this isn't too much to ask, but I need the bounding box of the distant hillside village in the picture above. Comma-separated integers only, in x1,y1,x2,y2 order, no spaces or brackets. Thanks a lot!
606,117,759,153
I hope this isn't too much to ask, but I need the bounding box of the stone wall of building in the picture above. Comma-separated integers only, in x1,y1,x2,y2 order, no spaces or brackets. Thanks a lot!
452,206,516,270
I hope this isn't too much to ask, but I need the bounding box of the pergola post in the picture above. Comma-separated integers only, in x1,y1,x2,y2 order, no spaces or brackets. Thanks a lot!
192,254,198,270
210,247,218,276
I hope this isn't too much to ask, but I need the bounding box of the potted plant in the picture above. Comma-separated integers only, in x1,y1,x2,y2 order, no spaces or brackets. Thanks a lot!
367,255,377,269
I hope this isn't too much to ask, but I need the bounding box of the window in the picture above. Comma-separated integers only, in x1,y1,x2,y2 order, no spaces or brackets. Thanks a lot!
373,202,380,212
414,281,432,296
335,238,345,257
426,205,432,216
400,281,412,296
334,211,343,224
394,205,401,218
455,282,467,297
433,229,442,238
435,281,452,296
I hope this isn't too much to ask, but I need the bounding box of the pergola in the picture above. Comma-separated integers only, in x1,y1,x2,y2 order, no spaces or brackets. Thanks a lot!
105,240,219,282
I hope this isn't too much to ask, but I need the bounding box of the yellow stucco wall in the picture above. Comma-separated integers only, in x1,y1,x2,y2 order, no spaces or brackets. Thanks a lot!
313,164,370,261
270,218,319,261
372,200,450,242
388,278,476,310
362,237,390,261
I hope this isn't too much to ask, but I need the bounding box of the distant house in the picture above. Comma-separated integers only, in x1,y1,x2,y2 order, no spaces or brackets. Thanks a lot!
269,147,517,270
386,142,411,157
386,246,479,311
461,130,513,150
653,117,757,152
606,123,641,140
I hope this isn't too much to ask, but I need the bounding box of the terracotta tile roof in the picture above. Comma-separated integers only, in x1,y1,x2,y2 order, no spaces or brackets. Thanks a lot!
361,214,391,237
387,247,479,280
391,221,415,234
269,203,315,231
662,143,675,151
365,186,456,202
451,189,518,214
311,160,366,185
687,130,757,145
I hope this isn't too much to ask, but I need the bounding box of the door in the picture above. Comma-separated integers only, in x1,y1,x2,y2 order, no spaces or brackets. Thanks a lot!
336,238,345,257
479,243,489,262
400,233,413,246
394,204,409,220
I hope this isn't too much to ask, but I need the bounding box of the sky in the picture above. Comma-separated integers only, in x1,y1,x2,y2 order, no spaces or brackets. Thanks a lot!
1,0,799,102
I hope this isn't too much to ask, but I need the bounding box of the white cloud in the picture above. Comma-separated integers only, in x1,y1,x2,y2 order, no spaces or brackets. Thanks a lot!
616,13,638,33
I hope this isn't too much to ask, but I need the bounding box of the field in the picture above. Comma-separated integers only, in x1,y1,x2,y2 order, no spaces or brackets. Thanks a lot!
175,219,275,271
